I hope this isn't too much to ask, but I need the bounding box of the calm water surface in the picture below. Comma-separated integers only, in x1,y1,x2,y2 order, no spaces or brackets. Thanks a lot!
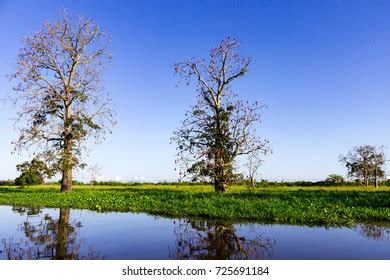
0,205,389,260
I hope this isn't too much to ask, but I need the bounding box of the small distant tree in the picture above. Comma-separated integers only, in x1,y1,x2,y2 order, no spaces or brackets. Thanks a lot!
88,163,102,185
371,146,386,188
325,174,344,185
246,150,264,188
172,37,270,192
339,145,386,187
9,11,115,192
15,159,53,186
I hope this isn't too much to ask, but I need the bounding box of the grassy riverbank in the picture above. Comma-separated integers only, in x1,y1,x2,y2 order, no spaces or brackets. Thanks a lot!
1,184,390,225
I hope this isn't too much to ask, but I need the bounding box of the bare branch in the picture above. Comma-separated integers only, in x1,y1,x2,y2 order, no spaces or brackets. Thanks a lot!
8,11,115,192
172,37,270,191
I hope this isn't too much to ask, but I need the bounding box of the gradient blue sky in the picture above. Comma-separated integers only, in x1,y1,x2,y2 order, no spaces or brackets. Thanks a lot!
1,0,390,182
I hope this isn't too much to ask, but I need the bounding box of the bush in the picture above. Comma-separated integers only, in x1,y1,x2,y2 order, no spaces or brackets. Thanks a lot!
0,180,15,186
88,180,211,187
325,174,345,185
252,179,360,188
15,173,44,186
14,159,52,186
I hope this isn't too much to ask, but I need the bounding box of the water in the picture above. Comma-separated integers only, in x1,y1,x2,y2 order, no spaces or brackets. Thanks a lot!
0,205,389,260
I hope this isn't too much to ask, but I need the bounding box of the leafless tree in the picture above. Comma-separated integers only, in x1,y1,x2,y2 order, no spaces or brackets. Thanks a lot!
88,163,102,185
371,146,386,188
172,37,270,192
246,149,264,188
8,11,115,192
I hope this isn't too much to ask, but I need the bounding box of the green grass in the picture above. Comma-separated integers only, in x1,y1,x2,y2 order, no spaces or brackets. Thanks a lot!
1,184,390,225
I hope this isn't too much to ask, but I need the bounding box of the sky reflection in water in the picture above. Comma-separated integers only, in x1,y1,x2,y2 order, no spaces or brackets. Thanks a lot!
0,205,389,260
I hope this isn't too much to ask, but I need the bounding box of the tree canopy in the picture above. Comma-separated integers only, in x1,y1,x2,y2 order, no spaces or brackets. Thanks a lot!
339,145,386,187
15,159,53,186
9,11,115,192
172,37,270,192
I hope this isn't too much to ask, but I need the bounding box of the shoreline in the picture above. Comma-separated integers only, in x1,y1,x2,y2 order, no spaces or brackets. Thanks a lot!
1,185,390,226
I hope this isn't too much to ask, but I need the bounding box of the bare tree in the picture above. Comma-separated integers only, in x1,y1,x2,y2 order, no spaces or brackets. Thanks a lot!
339,145,386,187
172,37,269,192
9,11,115,192
371,146,386,188
246,149,263,188
88,163,102,185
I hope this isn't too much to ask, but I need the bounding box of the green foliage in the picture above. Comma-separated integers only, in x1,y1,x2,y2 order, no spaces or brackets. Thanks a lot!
381,180,390,186
87,180,211,186
14,159,53,186
240,179,357,187
325,174,345,185
90,180,144,186
0,180,15,186
14,174,42,186
340,145,386,186
55,180,89,185
1,184,390,226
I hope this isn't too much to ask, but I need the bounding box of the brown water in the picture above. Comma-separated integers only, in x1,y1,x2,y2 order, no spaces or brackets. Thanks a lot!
0,205,389,260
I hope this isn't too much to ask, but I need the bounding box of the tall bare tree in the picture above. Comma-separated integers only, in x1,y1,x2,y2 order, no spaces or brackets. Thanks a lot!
9,11,115,192
172,37,269,192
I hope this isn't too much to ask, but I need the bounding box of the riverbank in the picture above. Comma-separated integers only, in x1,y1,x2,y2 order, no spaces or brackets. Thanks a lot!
0,185,390,225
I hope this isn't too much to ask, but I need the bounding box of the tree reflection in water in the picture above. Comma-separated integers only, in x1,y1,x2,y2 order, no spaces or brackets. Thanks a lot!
357,224,390,241
1,207,104,260
170,219,275,260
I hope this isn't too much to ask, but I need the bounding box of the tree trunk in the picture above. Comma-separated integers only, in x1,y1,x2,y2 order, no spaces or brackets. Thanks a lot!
374,168,379,188
61,168,72,192
214,155,227,192
250,176,255,188
363,176,369,187
61,99,73,193
213,146,227,192
214,179,227,192
213,104,227,193
60,137,73,192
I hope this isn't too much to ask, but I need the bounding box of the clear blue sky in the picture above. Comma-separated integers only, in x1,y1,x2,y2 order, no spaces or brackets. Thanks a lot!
1,0,390,182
